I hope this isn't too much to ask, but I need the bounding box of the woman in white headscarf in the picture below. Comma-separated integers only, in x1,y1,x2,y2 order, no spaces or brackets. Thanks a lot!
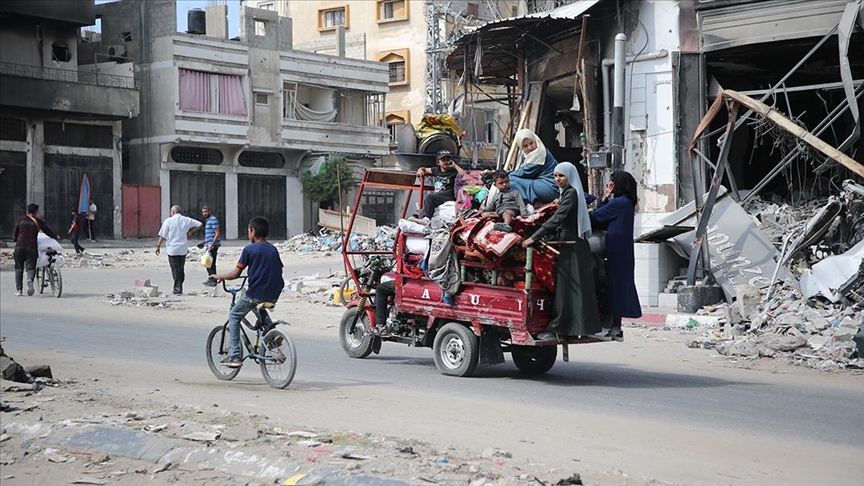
507,129,559,205
521,162,602,341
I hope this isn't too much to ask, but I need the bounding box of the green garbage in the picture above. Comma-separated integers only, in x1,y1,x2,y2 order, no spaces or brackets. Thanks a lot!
685,318,699,329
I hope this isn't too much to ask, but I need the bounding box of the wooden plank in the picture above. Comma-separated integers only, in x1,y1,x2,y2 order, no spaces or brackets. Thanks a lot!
504,100,531,171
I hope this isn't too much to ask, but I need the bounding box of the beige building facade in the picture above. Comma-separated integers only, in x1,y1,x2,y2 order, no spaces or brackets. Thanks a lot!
246,0,516,160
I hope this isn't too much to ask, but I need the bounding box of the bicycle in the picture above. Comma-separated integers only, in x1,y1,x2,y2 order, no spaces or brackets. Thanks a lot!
35,249,62,298
205,277,297,389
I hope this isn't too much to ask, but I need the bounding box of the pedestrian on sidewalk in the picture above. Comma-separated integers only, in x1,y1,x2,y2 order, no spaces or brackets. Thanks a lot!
68,209,86,255
199,205,221,287
13,204,61,296
155,205,203,295
86,197,98,242
590,171,642,341
213,217,285,368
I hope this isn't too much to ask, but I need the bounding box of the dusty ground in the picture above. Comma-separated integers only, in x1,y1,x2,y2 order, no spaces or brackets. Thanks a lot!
1,245,862,485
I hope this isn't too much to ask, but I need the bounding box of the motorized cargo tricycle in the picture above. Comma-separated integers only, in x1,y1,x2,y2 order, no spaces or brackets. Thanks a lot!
338,168,610,377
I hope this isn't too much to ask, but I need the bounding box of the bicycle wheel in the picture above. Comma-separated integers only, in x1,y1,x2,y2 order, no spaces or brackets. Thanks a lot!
38,268,46,294
259,328,297,389
206,323,241,381
48,265,62,298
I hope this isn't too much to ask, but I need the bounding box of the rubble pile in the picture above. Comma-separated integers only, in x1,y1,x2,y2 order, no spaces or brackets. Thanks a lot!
742,196,816,245
105,280,173,309
64,249,145,269
276,228,396,253
688,281,864,371
282,273,347,306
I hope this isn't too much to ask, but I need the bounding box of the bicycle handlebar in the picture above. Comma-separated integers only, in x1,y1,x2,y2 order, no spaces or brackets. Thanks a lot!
222,276,248,294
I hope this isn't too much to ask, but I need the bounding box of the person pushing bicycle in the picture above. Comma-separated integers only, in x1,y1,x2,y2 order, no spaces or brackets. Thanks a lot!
213,216,285,368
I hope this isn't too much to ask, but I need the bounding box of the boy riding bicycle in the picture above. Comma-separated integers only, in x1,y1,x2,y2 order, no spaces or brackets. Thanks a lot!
213,216,285,368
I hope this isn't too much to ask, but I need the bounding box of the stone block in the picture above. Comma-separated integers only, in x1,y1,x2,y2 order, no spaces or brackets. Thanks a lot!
0,356,29,383
24,365,52,379
735,284,761,319
676,285,724,313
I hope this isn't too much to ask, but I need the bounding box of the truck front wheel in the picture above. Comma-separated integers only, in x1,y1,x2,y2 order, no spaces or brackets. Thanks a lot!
511,345,557,375
339,308,374,359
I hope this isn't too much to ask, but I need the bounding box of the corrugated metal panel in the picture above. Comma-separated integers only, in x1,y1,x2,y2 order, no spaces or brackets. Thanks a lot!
699,0,850,52
238,174,287,240
169,170,225,232
0,151,26,238
44,154,112,239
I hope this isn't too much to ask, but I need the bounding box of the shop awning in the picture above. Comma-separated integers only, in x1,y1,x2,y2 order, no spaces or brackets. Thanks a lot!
447,0,601,85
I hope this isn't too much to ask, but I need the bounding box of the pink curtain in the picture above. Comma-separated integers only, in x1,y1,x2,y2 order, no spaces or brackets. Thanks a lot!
218,74,248,116
179,69,211,112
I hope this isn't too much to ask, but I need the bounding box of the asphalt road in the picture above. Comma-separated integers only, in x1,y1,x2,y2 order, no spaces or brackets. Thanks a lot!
1,258,863,484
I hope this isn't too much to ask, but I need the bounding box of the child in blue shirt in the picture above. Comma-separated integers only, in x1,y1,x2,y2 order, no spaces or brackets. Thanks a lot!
213,216,285,367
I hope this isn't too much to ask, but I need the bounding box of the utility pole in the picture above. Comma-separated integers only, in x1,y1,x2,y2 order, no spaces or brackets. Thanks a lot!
425,1,446,114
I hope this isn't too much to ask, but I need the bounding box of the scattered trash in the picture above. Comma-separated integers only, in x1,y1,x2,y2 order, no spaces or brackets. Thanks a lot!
70,478,108,485
182,431,220,442
555,473,584,485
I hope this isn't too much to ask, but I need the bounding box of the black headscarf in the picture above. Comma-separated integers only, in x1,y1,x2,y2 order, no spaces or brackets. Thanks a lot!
611,171,638,206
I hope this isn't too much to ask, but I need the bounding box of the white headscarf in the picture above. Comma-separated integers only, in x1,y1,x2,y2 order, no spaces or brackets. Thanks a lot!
553,162,592,240
514,128,548,166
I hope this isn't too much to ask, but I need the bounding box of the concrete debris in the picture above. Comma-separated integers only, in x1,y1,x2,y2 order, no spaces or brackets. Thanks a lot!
687,280,864,370
276,227,396,253
106,293,172,309
1,356,29,383
282,273,347,307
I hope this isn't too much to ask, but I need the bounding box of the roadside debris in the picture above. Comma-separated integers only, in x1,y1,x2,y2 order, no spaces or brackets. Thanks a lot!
277,228,396,253
682,280,863,370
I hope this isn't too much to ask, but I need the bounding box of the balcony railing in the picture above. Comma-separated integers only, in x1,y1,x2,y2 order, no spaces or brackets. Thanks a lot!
0,62,138,89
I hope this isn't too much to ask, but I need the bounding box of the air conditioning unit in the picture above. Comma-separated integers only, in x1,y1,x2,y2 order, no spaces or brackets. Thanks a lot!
107,45,126,57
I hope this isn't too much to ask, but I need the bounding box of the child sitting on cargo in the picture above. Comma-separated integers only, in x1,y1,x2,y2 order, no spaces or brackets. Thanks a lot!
415,150,466,222
482,170,526,232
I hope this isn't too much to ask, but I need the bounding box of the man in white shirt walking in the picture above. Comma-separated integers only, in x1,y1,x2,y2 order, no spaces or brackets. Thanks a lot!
155,205,203,295
87,198,98,242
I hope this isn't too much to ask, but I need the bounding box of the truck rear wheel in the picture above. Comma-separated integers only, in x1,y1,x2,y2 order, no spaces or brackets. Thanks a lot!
511,345,557,375
433,323,479,377
339,308,374,359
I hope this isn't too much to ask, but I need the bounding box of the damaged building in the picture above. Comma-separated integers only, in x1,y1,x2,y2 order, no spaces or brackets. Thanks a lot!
87,0,390,240
0,0,139,239
447,0,863,308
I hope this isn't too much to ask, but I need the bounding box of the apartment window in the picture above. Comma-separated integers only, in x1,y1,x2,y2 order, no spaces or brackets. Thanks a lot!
255,19,266,36
178,69,248,116
258,2,275,10
511,6,518,17
386,112,409,146
464,108,497,145
255,92,269,105
377,0,408,22
318,5,349,30
51,43,71,63
466,2,479,17
376,49,410,87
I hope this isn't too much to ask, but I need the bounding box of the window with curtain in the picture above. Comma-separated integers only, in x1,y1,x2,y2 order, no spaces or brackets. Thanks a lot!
318,6,348,30
179,68,248,116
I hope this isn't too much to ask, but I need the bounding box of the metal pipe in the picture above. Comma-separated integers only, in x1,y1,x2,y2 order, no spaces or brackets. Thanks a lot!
611,33,626,171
